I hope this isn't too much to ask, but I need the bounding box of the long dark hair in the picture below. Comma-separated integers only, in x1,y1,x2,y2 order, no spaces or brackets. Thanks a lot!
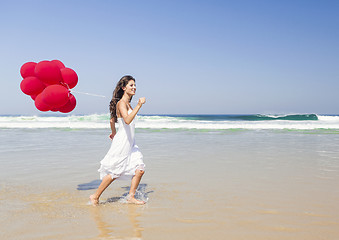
109,75,135,122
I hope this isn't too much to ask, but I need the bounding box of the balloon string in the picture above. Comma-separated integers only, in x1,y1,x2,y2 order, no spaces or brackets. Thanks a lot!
60,82,71,97
70,90,107,98
70,90,138,103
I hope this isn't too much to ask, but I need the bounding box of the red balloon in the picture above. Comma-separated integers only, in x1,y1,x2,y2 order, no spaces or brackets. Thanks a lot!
41,85,69,108
20,76,46,96
34,93,50,112
20,60,78,112
31,94,37,100
59,94,76,113
51,60,65,69
35,61,63,85
20,62,37,78
61,68,78,89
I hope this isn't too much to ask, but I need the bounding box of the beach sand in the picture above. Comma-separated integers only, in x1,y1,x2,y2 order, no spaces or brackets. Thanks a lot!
1,128,339,239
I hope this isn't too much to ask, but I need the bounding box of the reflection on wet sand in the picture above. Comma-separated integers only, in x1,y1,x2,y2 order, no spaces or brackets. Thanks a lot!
90,200,144,239
87,183,151,239
127,204,144,239
90,207,115,239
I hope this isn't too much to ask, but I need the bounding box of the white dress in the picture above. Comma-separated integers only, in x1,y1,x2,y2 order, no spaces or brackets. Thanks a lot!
98,110,145,180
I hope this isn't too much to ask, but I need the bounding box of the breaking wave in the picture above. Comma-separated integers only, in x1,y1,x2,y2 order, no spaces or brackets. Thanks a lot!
0,114,338,130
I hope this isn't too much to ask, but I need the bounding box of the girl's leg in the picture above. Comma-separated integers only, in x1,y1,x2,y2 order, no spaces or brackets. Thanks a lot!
128,169,145,204
90,174,115,205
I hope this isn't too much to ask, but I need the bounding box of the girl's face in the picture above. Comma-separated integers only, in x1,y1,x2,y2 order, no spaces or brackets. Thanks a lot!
123,80,136,96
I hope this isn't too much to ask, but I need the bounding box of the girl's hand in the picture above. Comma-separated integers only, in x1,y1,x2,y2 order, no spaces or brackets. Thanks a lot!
138,97,146,106
109,133,115,140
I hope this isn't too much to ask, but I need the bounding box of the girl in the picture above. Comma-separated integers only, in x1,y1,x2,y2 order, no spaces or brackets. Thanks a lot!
90,75,146,205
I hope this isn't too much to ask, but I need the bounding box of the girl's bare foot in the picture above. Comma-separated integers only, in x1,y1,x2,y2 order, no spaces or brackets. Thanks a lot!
127,196,145,205
89,194,99,206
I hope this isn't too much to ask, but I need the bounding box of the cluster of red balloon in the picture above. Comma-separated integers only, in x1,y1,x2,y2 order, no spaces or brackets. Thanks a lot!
20,60,78,113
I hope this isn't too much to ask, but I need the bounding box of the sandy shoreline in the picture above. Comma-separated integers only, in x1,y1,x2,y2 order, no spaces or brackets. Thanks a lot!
2,179,338,240
1,129,339,239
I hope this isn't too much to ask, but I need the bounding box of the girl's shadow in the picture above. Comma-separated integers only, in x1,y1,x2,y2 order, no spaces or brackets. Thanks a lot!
77,179,101,190
106,184,153,203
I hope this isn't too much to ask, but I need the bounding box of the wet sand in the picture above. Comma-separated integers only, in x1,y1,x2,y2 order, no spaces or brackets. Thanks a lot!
1,129,339,239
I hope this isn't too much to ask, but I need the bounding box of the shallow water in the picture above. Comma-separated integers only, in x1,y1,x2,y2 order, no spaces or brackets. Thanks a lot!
1,128,339,239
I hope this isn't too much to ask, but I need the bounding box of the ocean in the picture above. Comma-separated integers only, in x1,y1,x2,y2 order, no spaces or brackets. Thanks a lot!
1,113,339,130
1,113,339,239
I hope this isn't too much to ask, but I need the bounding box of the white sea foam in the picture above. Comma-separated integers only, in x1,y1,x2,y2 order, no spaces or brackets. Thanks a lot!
317,115,339,122
138,119,339,130
1,114,339,130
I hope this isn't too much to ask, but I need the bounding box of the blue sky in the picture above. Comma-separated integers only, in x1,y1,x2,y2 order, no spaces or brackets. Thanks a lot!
0,0,338,115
